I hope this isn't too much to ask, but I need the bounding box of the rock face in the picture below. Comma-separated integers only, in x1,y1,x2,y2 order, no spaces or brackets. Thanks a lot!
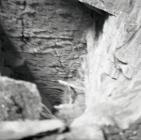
0,0,93,111
0,76,44,120
78,0,137,15
70,0,141,139
75,0,141,127
1,0,141,140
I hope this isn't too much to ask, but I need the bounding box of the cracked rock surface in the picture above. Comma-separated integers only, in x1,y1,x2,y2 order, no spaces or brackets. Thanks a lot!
1,0,141,140
0,0,93,111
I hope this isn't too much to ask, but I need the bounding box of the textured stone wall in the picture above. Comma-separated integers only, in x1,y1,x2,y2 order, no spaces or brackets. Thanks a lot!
1,0,141,140
0,0,93,111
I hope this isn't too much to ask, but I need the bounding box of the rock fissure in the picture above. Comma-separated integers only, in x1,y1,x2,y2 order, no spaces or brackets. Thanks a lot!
20,1,27,44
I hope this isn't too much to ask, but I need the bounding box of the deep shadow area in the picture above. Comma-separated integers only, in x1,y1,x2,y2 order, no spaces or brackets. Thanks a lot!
0,24,36,83
93,10,110,38
83,3,111,38
91,8,111,38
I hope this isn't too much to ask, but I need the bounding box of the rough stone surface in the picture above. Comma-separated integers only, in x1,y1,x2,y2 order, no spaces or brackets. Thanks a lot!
0,119,66,140
82,0,141,128
78,0,139,15
0,76,43,120
70,0,141,140
0,0,93,111
1,0,141,140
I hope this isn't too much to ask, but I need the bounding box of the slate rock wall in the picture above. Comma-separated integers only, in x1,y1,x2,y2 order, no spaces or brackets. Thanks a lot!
0,0,93,111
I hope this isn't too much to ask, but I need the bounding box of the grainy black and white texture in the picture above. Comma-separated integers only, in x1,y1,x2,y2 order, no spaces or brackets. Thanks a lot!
0,0,93,111
0,0,141,140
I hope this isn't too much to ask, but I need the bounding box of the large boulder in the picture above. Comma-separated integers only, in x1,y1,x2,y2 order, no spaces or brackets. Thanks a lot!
0,76,47,120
